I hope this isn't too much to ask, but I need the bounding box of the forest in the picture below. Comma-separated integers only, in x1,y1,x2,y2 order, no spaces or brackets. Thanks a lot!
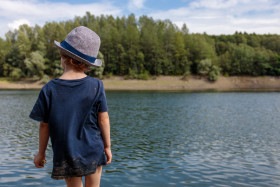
0,12,280,82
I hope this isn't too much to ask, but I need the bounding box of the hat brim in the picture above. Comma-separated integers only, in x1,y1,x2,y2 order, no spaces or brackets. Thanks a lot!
54,40,102,67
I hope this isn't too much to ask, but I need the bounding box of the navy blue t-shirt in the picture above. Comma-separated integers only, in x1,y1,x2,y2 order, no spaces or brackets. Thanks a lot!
29,76,108,180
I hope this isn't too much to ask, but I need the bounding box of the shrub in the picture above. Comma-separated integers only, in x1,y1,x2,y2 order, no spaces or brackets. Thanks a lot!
197,59,212,76
105,72,113,78
138,70,150,80
124,75,130,80
10,68,23,81
33,75,41,81
197,59,221,81
39,75,50,84
208,65,221,81
125,68,138,79
24,51,45,77
182,70,191,80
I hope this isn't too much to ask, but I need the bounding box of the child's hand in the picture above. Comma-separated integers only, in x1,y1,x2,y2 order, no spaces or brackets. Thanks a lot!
105,147,112,165
34,153,46,168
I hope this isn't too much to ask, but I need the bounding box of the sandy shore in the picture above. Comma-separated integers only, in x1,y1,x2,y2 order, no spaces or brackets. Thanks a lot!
1,76,280,91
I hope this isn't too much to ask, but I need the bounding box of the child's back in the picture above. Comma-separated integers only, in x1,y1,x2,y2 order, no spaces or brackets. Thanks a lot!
31,76,107,179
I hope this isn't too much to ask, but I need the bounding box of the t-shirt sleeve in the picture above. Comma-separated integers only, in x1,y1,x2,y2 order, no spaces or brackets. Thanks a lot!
29,85,50,123
97,80,108,112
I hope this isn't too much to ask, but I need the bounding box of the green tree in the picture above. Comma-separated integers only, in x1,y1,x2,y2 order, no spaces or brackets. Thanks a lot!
0,38,8,76
197,59,212,76
16,24,32,58
233,31,247,45
125,23,140,73
10,68,24,81
88,52,105,78
0,12,280,79
139,16,163,75
230,44,255,75
5,45,25,77
197,59,220,81
173,31,190,75
208,65,221,81
185,34,217,73
43,22,67,75
24,51,45,78
218,51,232,75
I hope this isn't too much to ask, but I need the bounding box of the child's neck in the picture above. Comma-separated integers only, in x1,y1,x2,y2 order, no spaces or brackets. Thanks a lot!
59,69,87,80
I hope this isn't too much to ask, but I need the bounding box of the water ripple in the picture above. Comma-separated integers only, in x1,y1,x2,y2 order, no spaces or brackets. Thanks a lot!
1,90,280,186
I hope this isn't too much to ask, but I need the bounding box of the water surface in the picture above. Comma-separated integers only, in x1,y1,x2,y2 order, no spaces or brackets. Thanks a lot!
0,90,280,186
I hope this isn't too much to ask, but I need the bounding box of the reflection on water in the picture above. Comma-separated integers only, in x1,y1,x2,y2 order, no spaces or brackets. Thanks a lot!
0,90,280,186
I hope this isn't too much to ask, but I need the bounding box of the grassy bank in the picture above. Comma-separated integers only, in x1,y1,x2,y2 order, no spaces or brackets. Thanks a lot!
1,76,280,91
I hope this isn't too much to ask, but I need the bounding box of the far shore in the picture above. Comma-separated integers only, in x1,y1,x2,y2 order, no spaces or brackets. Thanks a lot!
1,75,280,92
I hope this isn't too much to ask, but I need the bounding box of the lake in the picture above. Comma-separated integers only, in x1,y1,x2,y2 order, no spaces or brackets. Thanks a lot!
0,90,280,186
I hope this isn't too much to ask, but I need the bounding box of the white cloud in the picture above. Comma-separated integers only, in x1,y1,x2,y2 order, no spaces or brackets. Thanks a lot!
128,0,146,11
8,19,31,30
0,0,122,19
149,0,280,34
0,0,279,38
0,0,123,38
190,0,238,9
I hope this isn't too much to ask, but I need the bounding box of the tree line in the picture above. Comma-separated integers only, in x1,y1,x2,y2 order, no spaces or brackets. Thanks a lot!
0,12,280,82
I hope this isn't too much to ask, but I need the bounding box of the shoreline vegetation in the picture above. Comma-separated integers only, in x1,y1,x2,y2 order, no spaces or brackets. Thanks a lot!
1,76,280,92
0,12,280,86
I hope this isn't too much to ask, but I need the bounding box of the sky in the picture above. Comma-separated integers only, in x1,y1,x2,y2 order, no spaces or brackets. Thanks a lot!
0,0,279,38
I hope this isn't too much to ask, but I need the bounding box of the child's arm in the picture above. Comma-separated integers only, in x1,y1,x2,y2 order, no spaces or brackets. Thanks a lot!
34,122,49,168
98,111,112,164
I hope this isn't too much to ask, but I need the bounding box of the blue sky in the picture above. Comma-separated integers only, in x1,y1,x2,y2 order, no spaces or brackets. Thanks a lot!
0,0,279,38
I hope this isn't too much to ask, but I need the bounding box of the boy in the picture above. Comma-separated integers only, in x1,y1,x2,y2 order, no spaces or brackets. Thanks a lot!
29,26,112,187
